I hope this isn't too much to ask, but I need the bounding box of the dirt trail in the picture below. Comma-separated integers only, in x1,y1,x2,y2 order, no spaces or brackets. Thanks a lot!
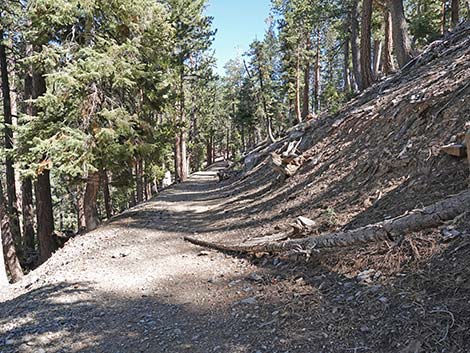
0,162,277,353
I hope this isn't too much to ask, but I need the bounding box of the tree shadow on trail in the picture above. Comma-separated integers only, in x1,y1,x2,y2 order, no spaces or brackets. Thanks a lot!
0,280,267,353
2,239,470,353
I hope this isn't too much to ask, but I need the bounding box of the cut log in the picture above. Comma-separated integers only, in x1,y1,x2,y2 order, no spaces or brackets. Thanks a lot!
184,189,470,255
270,152,302,178
441,143,467,157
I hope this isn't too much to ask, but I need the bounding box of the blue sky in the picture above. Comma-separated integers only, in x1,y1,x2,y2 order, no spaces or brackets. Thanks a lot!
206,0,271,76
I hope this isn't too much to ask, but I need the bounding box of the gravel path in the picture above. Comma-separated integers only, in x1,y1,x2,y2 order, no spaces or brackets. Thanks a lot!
0,163,283,353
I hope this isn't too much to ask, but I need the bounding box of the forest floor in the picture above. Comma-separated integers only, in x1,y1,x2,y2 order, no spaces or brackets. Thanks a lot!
1,160,470,353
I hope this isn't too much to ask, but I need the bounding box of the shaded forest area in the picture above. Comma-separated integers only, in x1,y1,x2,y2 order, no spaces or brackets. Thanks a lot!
0,0,468,283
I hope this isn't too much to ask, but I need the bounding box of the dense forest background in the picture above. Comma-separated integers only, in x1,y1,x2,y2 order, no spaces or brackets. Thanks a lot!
0,0,467,281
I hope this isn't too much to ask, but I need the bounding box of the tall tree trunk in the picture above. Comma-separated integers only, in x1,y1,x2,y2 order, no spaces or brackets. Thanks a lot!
144,177,149,201
22,42,35,255
77,184,86,232
350,0,362,90
226,126,230,160
0,228,8,286
206,134,213,166
451,0,459,27
101,169,112,220
360,0,374,89
441,0,447,34
181,129,188,180
302,36,311,119
174,129,182,183
256,57,276,143
0,180,23,283
35,169,56,263
383,6,395,75
295,46,302,124
373,39,383,79
174,64,187,183
314,30,321,113
21,179,35,255
0,30,21,249
32,66,56,263
389,0,413,68
240,121,245,153
83,172,100,231
343,32,351,93
135,160,144,203
179,66,188,182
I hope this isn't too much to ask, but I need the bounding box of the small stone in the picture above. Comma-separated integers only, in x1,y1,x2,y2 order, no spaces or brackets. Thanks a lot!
296,216,316,228
360,325,370,332
228,280,241,287
378,296,388,303
356,269,376,283
249,273,263,282
174,328,182,335
240,297,257,305
197,251,210,256
441,228,461,241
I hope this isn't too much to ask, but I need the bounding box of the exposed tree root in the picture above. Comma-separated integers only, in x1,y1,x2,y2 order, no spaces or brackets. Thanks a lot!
184,190,470,255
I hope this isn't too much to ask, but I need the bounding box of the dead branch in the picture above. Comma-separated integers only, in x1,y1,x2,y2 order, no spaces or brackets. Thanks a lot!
184,190,470,255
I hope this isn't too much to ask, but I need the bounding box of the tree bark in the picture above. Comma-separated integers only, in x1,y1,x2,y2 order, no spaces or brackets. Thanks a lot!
373,39,382,79
180,66,188,182
389,0,413,68
174,128,182,183
451,0,459,27
22,42,36,255
83,172,100,231
350,0,362,91
21,179,35,255
0,29,21,248
77,184,86,232
35,169,57,263
206,135,213,166
0,228,8,287
175,64,188,183
136,159,144,203
441,0,447,34
295,46,302,124
383,6,395,75
343,31,351,92
360,0,374,89
181,127,188,181
302,36,311,119
101,169,112,220
314,30,321,113
32,68,56,264
0,180,23,283
185,189,470,255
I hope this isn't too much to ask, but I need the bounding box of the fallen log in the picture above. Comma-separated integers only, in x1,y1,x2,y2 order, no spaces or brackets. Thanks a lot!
184,189,470,255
